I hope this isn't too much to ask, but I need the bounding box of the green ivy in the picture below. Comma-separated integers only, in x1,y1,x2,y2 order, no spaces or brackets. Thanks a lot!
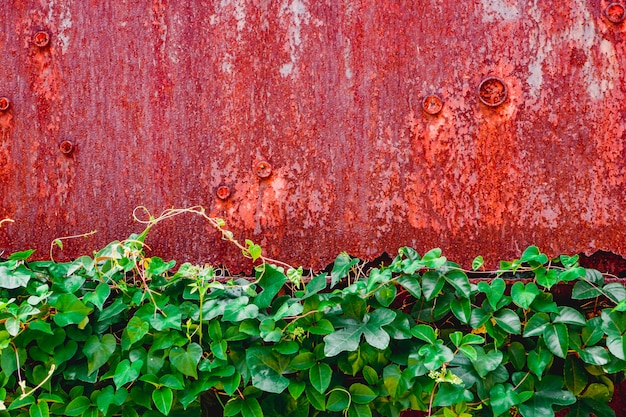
0,208,624,417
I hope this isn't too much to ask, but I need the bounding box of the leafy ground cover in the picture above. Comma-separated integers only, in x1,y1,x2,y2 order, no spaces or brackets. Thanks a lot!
0,207,625,417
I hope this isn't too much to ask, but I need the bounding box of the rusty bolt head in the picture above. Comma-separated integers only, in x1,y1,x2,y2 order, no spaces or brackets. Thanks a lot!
255,161,272,179
478,76,508,107
605,3,626,23
216,185,231,200
59,140,74,155
34,31,50,48
422,95,444,115
0,97,10,111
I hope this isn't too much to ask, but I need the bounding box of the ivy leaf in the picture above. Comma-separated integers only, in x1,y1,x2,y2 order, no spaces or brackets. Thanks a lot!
418,341,455,370
0,264,32,289
254,264,287,309
528,342,553,378
493,309,521,334
553,306,586,326
152,387,173,416
472,256,484,271
83,334,117,375
422,271,445,301
326,389,350,412
348,403,373,417
450,298,471,324
564,355,588,396
64,396,91,416
169,343,202,379
471,347,503,378
331,253,359,288
288,380,306,400
511,282,540,309
543,323,569,358
396,275,421,299
478,278,505,310
362,308,396,350
83,283,111,311
324,323,363,357
246,346,290,393
444,269,471,299
518,375,575,417
29,400,50,417
524,313,550,338
489,383,520,417
113,359,143,388
309,362,332,394
349,383,377,404
241,398,263,417
51,294,93,327
121,316,149,351
304,273,327,299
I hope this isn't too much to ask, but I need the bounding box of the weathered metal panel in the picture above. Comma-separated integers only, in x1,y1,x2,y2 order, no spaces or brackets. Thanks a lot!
1,1,625,272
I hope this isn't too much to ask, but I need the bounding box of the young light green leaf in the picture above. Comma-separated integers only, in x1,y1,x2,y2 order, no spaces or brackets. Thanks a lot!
152,387,173,416
472,255,484,271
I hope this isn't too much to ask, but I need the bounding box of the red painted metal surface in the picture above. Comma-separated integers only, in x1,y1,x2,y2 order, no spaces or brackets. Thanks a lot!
1,1,625,272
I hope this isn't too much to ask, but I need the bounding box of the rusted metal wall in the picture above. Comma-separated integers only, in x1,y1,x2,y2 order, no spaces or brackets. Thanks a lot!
1,1,625,272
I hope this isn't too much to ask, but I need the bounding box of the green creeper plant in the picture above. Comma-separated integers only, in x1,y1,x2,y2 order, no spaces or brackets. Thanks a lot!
0,208,624,417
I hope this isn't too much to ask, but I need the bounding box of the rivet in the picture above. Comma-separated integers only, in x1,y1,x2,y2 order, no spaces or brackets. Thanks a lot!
0,97,10,112
34,31,50,48
59,140,74,155
216,185,231,200
255,161,272,179
605,3,626,23
422,95,444,115
478,76,508,107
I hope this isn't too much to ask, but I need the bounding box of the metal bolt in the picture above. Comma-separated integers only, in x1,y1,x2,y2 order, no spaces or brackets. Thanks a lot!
605,3,626,23
59,140,74,155
34,31,50,48
422,95,444,115
255,161,272,179
0,97,9,111
216,185,231,200
478,76,508,107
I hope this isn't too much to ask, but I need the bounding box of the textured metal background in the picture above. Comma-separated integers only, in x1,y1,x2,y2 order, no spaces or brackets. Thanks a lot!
1,1,625,272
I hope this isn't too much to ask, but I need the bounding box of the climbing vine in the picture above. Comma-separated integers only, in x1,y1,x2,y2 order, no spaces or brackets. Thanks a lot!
0,207,624,417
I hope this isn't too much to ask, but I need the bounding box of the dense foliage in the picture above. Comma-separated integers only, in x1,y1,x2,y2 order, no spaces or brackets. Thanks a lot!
0,208,625,417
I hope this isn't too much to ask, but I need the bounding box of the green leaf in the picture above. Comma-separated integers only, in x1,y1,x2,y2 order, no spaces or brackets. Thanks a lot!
528,342,553,378
511,282,540,309
604,283,626,303
246,346,290,393
374,283,397,307
578,346,610,366
383,364,407,399
152,387,173,416
331,253,359,288
82,282,111,311
324,324,363,357
348,403,372,417
422,271,445,301
9,249,35,261
241,397,263,417
472,256,484,271
418,341,455,370
0,264,32,289
471,348,503,378
29,401,50,417
553,306,586,326
122,316,149,351
524,313,550,337
411,324,437,344
169,343,202,379
349,383,377,404
544,323,569,358
508,342,526,370
326,389,350,412
489,383,519,417
83,334,117,375
288,380,306,400
518,375,575,417
306,385,326,411
422,248,446,268
113,359,143,388
254,264,287,309
64,396,91,416
494,308,521,334
536,269,560,290
444,269,471,299
478,278,505,310
396,275,421,299
362,308,395,350
520,246,548,265
290,352,316,370
572,280,603,300
450,297,471,324
27,320,53,335
309,362,332,394
51,294,93,326
304,273,327,299
564,355,588,396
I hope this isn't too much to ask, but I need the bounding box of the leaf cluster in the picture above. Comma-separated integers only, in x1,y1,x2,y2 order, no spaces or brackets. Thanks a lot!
0,234,624,417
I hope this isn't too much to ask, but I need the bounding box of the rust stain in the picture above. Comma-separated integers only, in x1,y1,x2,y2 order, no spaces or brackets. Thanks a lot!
1,1,625,272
